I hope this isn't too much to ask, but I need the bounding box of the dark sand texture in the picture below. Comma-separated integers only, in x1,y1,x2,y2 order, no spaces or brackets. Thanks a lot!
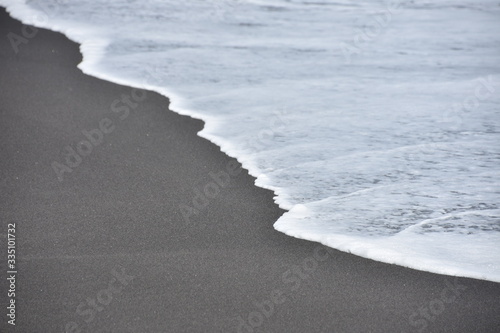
1,8,500,333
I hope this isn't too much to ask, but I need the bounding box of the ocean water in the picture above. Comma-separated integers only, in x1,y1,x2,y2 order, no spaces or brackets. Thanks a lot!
3,0,499,282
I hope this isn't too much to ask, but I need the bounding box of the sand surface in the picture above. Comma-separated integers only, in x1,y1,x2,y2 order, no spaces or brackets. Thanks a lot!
1,8,499,332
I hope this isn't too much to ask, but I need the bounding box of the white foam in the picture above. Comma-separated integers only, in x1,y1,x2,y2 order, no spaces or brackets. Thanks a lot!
2,0,499,282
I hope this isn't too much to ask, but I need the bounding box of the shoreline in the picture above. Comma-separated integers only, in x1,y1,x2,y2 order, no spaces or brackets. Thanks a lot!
1,7,500,333
4,1,499,284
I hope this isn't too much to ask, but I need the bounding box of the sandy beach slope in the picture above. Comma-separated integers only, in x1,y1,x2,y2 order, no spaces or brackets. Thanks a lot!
1,8,499,332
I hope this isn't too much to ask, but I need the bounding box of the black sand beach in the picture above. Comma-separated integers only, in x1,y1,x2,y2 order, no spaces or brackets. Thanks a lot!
1,8,500,332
